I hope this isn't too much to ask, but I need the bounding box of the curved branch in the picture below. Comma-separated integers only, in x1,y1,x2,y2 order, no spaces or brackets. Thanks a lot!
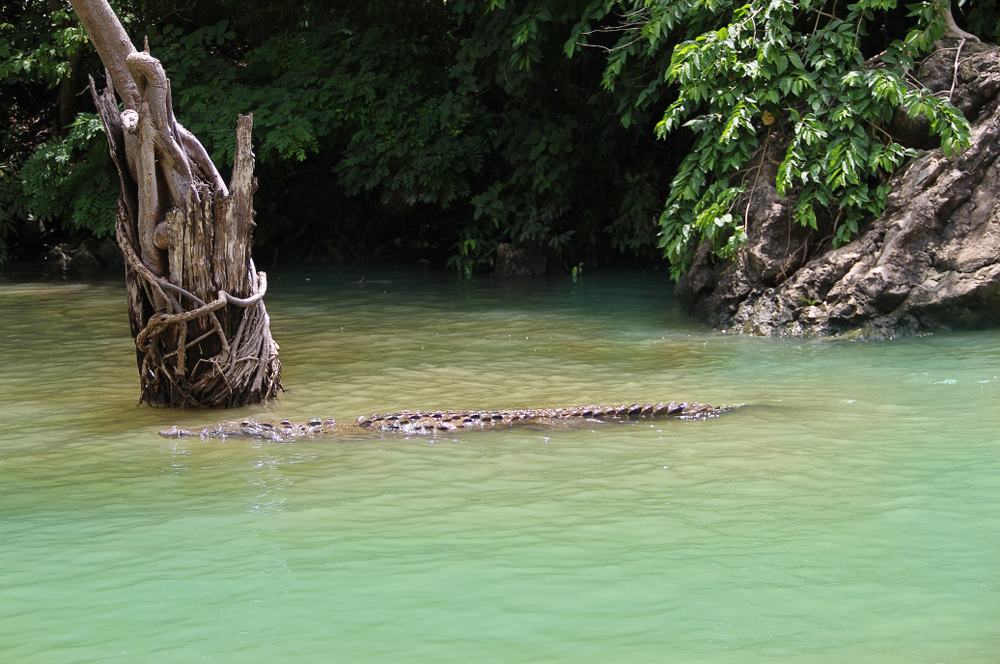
222,272,268,307
67,0,139,109
115,216,169,307
126,52,197,207
156,271,267,309
177,124,229,196
939,0,979,41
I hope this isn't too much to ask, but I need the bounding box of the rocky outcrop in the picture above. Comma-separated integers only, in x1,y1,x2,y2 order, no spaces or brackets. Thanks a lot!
677,39,1000,339
44,237,124,272
159,400,735,441
495,243,548,276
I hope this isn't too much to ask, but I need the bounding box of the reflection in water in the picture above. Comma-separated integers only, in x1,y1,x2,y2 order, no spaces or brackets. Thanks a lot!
0,263,998,663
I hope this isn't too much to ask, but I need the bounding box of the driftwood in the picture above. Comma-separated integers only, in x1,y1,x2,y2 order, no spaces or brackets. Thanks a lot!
71,0,280,406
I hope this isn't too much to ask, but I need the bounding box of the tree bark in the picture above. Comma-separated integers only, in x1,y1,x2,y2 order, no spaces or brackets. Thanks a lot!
71,0,281,406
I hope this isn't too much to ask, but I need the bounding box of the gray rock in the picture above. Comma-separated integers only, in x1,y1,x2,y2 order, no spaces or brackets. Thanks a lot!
679,40,1000,339
97,236,125,270
495,242,547,276
71,243,102,271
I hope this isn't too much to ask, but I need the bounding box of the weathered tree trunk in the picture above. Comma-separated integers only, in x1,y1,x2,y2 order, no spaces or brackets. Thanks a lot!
70,0,281,406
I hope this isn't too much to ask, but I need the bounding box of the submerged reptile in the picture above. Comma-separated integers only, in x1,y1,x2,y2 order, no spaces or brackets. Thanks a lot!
159,400,733,442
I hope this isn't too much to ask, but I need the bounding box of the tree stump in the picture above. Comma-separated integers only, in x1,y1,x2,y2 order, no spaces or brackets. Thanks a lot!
73,0,280,406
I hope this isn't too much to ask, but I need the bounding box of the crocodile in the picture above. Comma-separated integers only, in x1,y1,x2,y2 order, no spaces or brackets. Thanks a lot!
159,400,734,442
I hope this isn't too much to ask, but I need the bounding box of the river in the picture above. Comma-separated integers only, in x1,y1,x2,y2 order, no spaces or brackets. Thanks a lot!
0,263,997,663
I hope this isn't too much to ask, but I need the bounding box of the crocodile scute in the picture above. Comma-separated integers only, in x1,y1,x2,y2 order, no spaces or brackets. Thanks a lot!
159,400,736,442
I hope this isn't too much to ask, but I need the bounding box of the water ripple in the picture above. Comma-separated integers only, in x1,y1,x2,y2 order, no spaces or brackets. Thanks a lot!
0,265,997,662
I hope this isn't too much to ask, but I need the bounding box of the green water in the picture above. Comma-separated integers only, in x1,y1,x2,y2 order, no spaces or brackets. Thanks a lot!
0,264,997,663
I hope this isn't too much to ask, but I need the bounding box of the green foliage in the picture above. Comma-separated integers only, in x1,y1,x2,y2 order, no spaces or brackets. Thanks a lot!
0,0,115,261
0,9,87,84
443,0,671,273
958,0,1000,44
0,112,118,263
0,1,493,264
2,0,987,274
0,162,23,263
604,170,664,255
605,0,974,278
144,17,485,200
17,114,118,238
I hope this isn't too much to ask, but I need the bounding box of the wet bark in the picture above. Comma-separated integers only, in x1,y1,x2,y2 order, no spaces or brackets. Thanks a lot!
677,38,1000,340
71,0,281,406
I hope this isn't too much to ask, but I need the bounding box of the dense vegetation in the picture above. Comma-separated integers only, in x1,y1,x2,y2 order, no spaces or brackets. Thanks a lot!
1,0,995,274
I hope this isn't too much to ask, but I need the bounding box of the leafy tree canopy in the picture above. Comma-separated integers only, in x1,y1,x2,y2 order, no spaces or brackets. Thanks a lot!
0,0,994,274
597,0,980,277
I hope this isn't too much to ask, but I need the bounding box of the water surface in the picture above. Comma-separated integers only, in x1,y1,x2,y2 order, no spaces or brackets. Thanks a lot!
0,263,997,663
